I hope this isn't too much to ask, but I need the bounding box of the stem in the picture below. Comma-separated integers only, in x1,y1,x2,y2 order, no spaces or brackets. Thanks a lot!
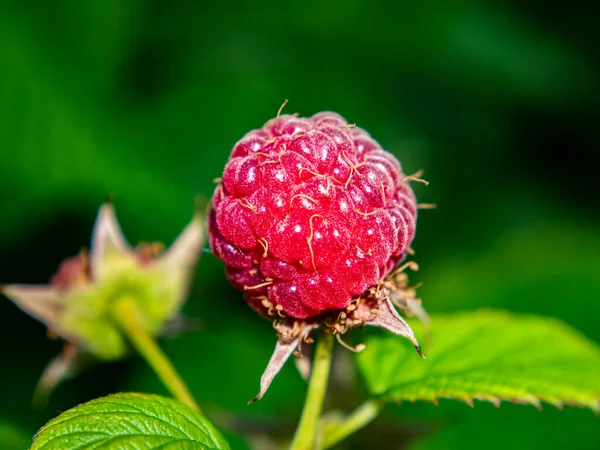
113,297,201,413
290,331,335,450
320,399,383,449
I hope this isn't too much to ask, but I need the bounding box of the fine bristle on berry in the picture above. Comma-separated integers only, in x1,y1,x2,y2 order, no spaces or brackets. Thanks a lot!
209,112,417,319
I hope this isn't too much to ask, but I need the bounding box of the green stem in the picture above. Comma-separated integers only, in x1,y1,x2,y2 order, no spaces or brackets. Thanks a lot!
113,298,201,413
290,331,335,450
320,399,383,449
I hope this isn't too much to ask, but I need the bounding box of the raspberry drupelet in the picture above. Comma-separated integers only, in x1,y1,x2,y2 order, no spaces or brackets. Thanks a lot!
209,108,428,401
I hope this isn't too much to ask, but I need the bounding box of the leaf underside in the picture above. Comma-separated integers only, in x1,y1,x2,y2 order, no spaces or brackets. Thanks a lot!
31,393,230,450
357,310,600,412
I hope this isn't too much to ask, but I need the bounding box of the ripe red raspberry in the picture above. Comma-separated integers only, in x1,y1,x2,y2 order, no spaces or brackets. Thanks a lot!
209,111,417,320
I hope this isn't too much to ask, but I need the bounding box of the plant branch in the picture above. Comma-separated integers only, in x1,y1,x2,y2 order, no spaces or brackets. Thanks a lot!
320,399,383,449
113,297,201,413
289,330,335,450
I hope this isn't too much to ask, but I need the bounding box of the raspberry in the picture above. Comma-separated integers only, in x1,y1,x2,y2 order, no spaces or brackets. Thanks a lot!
209,111,418,320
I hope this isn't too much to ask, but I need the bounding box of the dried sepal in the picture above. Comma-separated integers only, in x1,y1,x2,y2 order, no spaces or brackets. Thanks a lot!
32,342,91,408
386,263,431,340
156,214,204,269
154,212,205,312
158,314,202,338
293,341,313,382
364,296,424,358
90,203,134,282
250,322,317,403
2,285,62,330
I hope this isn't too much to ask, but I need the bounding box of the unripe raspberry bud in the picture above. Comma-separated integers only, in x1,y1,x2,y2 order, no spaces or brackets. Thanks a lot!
2,203,204,404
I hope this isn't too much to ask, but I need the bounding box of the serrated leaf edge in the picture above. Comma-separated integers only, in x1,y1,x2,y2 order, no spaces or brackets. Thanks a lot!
386,392,600,414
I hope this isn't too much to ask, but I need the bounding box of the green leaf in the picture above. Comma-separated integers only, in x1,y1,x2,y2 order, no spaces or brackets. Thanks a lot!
357,310,600,411
31,393,230,450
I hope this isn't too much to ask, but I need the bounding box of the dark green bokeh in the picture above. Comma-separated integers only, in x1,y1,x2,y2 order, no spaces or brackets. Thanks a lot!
1,1,598,449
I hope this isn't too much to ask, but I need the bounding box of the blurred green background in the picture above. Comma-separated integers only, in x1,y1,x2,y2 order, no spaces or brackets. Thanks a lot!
1,1,599,449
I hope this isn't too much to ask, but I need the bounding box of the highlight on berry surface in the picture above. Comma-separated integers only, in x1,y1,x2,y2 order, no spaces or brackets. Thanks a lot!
208,106,431,401
1,202,204,405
